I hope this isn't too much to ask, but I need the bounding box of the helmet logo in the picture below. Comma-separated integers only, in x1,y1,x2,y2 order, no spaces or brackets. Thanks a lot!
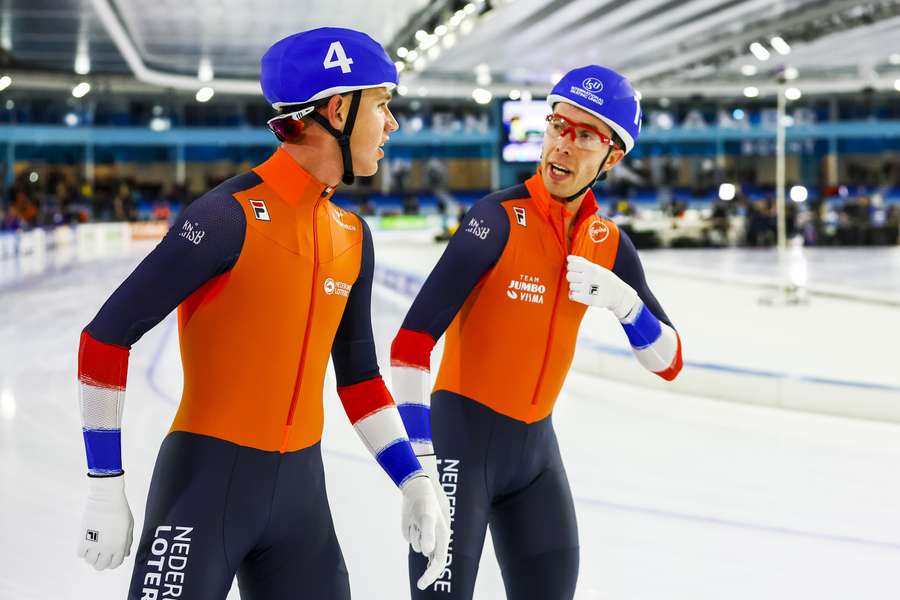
582,77,604,92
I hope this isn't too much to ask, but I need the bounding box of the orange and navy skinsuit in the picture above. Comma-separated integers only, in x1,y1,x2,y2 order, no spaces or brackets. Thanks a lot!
393,171,682,600
77,148,420,600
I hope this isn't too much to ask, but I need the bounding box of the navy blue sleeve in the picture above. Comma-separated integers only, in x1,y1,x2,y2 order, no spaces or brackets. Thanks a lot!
611,229,674,329
332,218,380,387
400,196,511,339
85,191,247,347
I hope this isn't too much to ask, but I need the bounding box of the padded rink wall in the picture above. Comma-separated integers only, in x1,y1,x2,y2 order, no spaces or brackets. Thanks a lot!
372,262,900,425
5,221,897,423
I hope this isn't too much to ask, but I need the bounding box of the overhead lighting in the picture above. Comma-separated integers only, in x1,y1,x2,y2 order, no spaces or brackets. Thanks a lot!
659,97,670,108
442,33,457,49
195,87,214,102
420,35,437,50
894,79,900,92
475,63,491,86
741,64,758,76
74,52,91,75
770,36,791,56
472,88,492,104
64,112,79,127
198,58,214,83
463,3,477,15
890,54,900,65
397,84,409,96
783,66,799,81
785,87,802,101
508,89,521,100
749,42,770,61
427,46,441,60
5,100,14,110
790,185,808,203
72,82,91,98
460,19,474,35
396,47,409,59
718,183,736,201
434,25,448,37
449,13,464,27
28,171,39,183
732,108,745,120
0,75,11,92
743,86,760,98
149,117,171,132
406,50,419,62
413,57,427,71
415,30,428,42
417,87,428,97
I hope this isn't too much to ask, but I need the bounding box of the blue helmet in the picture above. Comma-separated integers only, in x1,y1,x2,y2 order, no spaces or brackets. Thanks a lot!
546,65,641,154
260,28,398,185
261,27,398,109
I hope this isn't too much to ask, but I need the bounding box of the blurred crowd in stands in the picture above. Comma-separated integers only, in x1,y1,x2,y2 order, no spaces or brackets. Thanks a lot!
3,167,900,247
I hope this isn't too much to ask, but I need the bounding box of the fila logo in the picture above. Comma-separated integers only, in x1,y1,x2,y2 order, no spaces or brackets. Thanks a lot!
513,207,527,227
589,220,610,243
250,200,270,221
86,529,99,543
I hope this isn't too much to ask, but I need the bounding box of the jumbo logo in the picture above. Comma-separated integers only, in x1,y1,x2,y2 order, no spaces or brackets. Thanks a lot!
582,77,604,92
589,220,610,243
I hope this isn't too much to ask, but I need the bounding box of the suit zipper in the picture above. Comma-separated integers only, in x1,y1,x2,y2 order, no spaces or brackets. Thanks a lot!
281,193,324,452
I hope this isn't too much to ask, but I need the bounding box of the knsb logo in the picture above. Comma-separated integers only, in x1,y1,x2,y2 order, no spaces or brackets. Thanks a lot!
506,275,545,304
464,218,490,240
323,277,352,297
589,220,610,243
582,77,604,92
178,221,205,245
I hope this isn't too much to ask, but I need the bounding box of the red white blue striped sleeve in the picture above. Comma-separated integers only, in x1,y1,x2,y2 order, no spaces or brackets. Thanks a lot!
612,230,683,381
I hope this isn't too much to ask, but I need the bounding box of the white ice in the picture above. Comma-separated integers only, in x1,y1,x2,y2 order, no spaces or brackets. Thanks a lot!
1,237,899,600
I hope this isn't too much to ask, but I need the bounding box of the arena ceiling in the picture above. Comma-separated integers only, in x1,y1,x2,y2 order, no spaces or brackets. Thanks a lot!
2,0,899,98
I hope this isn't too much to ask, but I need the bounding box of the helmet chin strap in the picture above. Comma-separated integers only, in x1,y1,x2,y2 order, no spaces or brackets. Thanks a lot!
308,90,363,186
562,146,612,202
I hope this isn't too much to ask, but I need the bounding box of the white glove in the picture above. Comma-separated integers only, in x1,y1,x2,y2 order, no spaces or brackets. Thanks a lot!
77,475,134,570
401,475,450,590
566,254,639,319
418,454,451,529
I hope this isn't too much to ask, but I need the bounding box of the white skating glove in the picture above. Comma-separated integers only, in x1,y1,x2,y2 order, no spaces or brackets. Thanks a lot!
401,475,450,590
566,254,639,319
418,454,451,531
77,475,134,570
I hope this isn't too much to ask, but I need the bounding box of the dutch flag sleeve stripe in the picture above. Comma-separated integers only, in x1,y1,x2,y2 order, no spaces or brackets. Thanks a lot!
397,403,431,444
377,440,425,488
390,328,436,371
621,303,663,349
337,377,423,488
78,330,129,476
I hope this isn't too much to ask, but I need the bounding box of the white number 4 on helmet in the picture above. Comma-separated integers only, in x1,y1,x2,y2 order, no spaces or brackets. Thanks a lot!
324,41,354,74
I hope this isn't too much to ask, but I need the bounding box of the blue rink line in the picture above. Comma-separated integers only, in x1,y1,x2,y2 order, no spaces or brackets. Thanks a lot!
140,291,900,553
374,265,900,395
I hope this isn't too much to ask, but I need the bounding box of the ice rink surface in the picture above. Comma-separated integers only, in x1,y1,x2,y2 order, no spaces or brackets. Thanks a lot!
2,237,900,599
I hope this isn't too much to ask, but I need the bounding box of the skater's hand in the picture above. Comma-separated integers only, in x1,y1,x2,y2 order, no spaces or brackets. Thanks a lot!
418,454,451,529
566,254,638,320
401,475,450,590
77,475,134,570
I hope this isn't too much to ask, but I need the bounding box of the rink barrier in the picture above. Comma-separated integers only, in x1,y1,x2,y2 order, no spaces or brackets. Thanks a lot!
373,264,900,424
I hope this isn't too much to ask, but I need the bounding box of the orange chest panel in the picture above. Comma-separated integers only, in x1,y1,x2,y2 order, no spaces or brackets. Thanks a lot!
434,189,620,423
172,182,363,451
